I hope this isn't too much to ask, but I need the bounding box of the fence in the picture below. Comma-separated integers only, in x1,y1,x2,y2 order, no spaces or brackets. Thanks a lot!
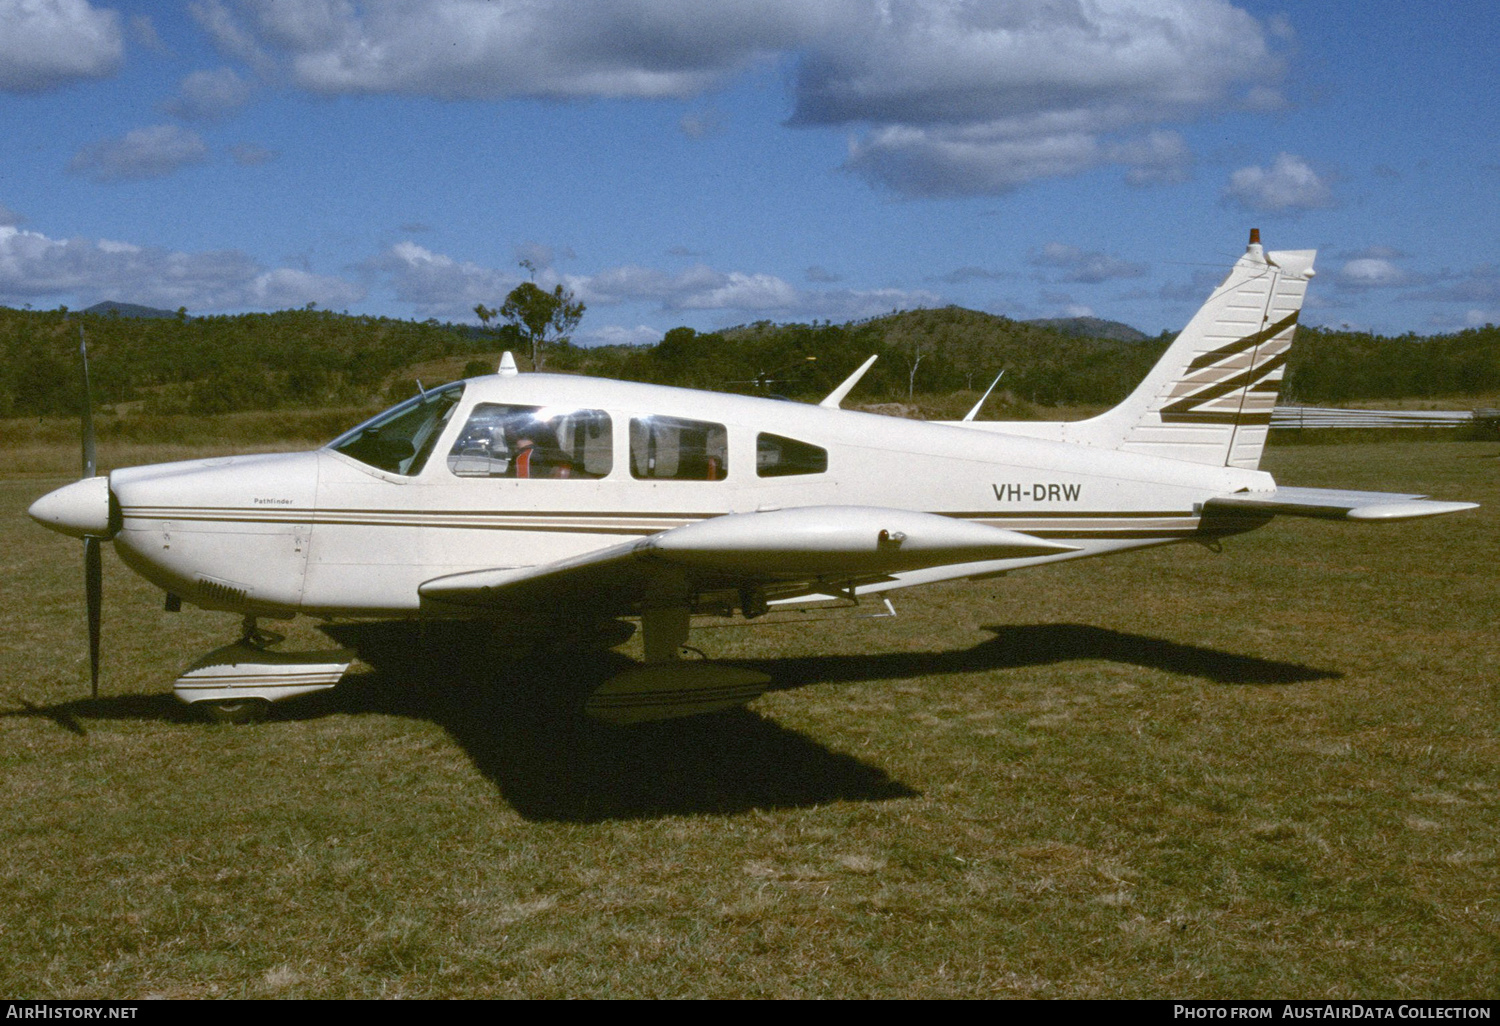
1270,406,1500,431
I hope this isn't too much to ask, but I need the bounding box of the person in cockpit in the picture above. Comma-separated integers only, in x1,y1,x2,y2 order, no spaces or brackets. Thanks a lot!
509,420,574,479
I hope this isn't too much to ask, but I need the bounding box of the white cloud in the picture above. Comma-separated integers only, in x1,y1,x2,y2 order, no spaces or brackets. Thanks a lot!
1030,242,1147,283
1222,152,1333,213
188,0,1280,197
1345,245,1405,261
1035,289,1093,318
247,267,364,309
1109,130,1193,187
793,0,1268,124
665,269,803,312
0,0,123,92
578,323,663,347
1410,266,1500,305
189,0,278,76
566,262,938,320
371,241,521,319
68,125,210,183
937,266,1012,285
129,13,169,54
846,125,1103,196
163,68,254,121
815,0,1272,194
0,223,364,312
371,242,939,323
1336,257,1409,290
515,240,575,271
198,0,824,99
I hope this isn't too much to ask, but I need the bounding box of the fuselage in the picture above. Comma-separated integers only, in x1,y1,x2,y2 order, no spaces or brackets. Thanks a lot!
100,372,1275,620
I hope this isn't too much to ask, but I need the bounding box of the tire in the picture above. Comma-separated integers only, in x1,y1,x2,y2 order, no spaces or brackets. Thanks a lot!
199,698,271,724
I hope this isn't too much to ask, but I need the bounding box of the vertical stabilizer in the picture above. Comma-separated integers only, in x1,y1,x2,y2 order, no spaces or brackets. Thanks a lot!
1072,231,1315,469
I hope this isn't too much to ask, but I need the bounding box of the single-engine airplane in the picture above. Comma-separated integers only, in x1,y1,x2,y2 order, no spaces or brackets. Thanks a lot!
28,232,1477,723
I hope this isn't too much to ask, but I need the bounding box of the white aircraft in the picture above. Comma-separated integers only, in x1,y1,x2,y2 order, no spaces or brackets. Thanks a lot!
28,232,1477,723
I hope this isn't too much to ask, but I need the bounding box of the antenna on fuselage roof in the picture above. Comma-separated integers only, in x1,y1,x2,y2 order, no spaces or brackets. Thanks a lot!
498,351,519,377
819,354,878,409
962,369,1005,422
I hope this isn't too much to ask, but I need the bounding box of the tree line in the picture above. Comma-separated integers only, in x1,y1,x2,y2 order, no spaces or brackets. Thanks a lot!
2,302,1496,420
0,306,507,418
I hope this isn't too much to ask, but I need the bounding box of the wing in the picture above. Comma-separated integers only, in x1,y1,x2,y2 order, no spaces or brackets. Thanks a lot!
418,505,1077,614
1203,486,1478,521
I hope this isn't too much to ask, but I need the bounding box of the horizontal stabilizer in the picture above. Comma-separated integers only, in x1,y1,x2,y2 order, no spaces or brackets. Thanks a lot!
1203,486,1478,521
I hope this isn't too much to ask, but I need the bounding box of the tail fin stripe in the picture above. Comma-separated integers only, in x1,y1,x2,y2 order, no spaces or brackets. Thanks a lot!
1161,350,1289,421
1185,311,1299,372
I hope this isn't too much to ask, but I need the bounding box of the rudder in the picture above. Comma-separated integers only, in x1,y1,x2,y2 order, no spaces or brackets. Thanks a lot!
1073,231,1316,469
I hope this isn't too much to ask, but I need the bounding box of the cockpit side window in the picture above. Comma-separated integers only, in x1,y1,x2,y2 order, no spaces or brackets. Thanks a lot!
448,404,613,479
630,416,727,481
329,384,464,476
757,432,827,477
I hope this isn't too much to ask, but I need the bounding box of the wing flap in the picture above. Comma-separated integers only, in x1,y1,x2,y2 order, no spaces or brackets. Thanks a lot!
1203,486,1478,521
419,506,1076,610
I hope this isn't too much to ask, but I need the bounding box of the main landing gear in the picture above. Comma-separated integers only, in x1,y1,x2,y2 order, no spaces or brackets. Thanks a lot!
583,603,772,724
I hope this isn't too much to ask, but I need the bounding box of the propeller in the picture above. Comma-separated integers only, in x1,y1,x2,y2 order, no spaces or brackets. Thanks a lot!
79,325,102,697
27,325,119,697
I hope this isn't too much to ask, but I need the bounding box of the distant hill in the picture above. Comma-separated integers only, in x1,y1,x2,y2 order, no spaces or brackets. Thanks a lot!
593,305,1172,409
1024,316,1149,342
83,301,181,319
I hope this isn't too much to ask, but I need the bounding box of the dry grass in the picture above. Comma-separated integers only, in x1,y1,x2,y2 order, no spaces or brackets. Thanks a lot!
1,439,1496,998
0,409,376,478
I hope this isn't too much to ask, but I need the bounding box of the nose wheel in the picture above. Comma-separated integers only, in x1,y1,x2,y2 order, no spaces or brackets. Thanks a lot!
199,697,270,724
196,619,278,723
174,616,352,723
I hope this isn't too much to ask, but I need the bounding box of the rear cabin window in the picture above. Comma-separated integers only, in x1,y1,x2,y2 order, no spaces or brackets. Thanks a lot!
630,416,728,481
330,383,464,476
447,404,613,479
757,433,828,477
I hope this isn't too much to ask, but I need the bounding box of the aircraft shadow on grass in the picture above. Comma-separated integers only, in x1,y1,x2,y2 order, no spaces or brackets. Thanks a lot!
308,620,917,822
4,620,1335,823
751,622,1341,691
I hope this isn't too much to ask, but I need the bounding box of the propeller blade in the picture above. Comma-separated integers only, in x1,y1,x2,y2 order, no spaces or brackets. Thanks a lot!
85,535,102,698
79,325,96,479
80,323,102,697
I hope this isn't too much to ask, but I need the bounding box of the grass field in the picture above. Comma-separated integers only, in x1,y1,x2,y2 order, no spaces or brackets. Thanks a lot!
1,440,1495,999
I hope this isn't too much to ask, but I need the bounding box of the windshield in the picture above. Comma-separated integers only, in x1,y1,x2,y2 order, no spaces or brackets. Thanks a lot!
328,384,464,476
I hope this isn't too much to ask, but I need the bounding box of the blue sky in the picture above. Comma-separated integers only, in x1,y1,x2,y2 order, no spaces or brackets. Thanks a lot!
2,0,1497,344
